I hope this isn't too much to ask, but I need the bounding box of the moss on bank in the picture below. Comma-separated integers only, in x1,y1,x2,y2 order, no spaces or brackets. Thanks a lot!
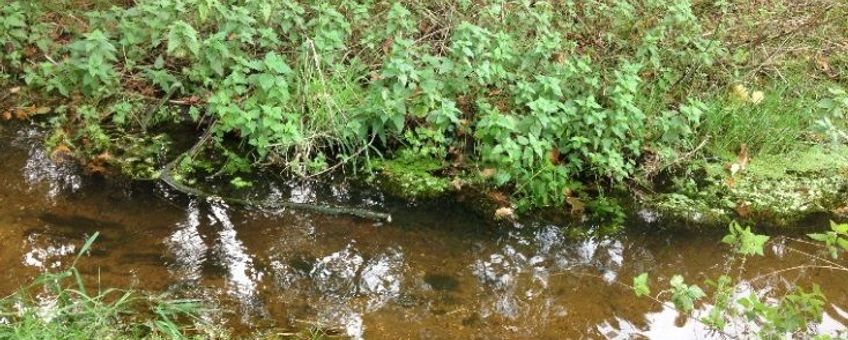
370,150,453,200
650,145,848,227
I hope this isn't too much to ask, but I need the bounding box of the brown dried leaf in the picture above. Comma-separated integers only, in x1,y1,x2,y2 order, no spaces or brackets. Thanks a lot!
487,191,509,205
381,37,394,56
833,205,848,217
735,201,752,218
86,163,108,175
14,106,38,120
549,148,560,165
451,177,463,191
50,144,72,162
480,168,497,178
726,144,749,176
494,206,515,220
566,196,585,216
95,152,113,162
553,52,566,64
814,55,831,73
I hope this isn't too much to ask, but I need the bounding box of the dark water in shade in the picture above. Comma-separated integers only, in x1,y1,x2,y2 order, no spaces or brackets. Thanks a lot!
0,124,846,339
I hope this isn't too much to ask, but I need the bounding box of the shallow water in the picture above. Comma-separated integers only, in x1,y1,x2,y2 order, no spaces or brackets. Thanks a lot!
0,124,846,339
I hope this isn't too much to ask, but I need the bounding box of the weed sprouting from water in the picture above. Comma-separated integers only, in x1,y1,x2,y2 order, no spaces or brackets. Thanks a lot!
631,221,848,338
0,233,222,339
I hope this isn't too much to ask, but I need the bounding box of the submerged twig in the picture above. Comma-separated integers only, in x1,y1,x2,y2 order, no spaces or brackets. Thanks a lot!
748,264,847,283
159,124,392,222
141,86,178,132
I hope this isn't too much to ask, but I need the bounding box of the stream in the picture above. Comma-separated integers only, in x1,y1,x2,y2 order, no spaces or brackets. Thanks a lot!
0,124,846,339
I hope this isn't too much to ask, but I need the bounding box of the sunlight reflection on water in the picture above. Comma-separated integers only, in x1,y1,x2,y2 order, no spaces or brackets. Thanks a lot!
0,126,846,339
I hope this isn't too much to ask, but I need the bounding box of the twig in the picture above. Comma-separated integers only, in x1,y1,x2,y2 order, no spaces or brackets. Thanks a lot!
140,86,178,132
552,271,736,338
667,136,710,169
738,3,837,49
159,124,392,222
748,265,847,283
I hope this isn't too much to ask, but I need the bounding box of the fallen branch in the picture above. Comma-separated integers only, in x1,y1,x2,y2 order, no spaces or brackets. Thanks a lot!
159,124,392,222
140,86,178,132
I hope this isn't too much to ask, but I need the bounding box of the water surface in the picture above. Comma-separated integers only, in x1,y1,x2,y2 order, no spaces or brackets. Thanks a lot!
0,124,846,339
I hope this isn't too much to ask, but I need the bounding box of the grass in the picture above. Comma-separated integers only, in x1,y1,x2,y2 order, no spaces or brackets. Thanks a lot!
698,80,823,156
0,233,221,340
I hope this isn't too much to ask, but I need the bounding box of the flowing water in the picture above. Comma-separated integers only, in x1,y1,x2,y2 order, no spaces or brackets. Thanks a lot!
0,124,846,339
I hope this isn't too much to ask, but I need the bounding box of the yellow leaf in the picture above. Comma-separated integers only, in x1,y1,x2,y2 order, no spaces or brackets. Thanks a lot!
749,91,764,104
494,207,514,220
731,84,749,102
480,168,497,178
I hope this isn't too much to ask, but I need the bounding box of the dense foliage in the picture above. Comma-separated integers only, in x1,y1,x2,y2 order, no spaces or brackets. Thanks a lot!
1,0,845,214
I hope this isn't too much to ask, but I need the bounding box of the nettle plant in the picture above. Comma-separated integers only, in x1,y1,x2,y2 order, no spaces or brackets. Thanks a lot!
8,0,722,207
633,221,848,338
815,87,848,148
0,2,53,82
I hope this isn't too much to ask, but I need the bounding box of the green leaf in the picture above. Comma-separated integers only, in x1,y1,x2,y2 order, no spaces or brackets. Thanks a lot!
633,273,650,297
72,232,100,267
263,52,291,75
807,233,829,243
832,221,848,235
167,21,200,58
723,222,769,256
837,238,848,251
669,275,705,313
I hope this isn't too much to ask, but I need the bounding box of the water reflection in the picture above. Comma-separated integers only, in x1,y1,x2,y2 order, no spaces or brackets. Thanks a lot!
165,200,207,283
209,199,265,317
0,125,846,339
472,245,528,319
164,198,265,320
359,248,404,311
22,243,76,270
271,241,406,338
17,128,81,199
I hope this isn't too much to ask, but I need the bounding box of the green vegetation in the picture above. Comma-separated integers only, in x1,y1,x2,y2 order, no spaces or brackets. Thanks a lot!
371,149,453,200
0,0,846,220
0,234,222,339
633,221,848,338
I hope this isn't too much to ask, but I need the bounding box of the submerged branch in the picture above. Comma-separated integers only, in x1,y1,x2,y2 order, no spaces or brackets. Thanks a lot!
159,125,392,222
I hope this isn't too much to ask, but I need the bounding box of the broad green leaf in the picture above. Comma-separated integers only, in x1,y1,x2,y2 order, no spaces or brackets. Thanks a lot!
669,275,705,313
633,273,650,297
832,221,848,234
723,222,769,256
807,233,829,243
263,52,291,75
837,238,848,251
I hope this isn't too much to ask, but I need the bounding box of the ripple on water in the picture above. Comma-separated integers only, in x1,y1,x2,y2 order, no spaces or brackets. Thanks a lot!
17,128,81,199
0,127,846,339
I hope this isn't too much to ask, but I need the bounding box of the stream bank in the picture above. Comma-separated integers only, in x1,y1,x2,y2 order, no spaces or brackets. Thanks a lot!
1,123,847,338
